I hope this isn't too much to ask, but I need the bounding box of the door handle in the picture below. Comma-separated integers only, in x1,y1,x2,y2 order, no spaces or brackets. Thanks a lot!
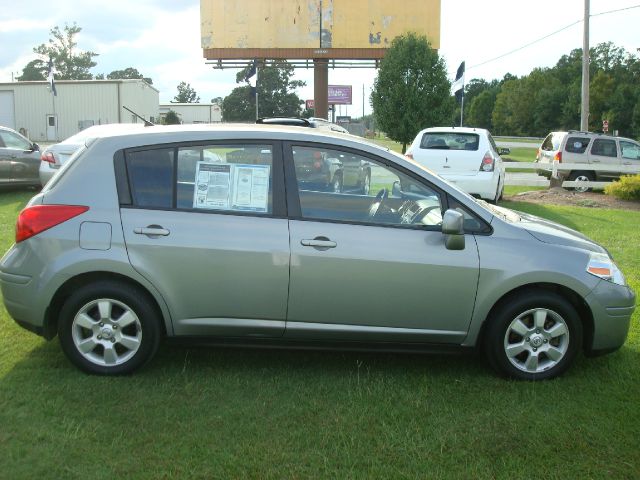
301,237,337,249
623,162,632,166
591,160,600,163
134,225,170,236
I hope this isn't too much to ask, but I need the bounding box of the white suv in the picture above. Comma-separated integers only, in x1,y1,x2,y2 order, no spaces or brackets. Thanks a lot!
536,131,640,191
406,127,507,203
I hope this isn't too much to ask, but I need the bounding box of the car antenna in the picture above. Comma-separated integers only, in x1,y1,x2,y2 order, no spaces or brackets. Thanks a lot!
122,105,154,127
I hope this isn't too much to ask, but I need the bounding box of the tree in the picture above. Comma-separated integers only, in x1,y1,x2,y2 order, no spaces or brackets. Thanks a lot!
17,59,47,81
31,23,98,80
174,82,200,103
163,110,181,125
370,33,454,153
222,60,304,122
210,96,223,106
107,67,153,85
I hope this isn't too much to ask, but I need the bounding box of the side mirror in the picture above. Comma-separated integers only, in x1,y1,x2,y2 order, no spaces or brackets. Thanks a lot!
442,209,465,250
32,143,40,152
498,147,510,156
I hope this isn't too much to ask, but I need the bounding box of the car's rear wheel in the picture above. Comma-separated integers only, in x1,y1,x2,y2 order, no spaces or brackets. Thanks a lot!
58,281,162,375
568,171,595,193
483,290,582,380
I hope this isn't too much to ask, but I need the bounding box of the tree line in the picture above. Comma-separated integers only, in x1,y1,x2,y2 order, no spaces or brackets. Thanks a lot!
462,42,640,138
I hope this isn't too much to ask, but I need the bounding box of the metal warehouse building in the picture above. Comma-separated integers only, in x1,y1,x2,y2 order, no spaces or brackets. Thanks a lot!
159,103,222,124
0,79,159,142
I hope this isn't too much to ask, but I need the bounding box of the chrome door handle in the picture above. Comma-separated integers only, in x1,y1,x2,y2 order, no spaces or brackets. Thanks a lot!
623,162,632,165
591,160,600,163
134,226,170,236
301,237,337,249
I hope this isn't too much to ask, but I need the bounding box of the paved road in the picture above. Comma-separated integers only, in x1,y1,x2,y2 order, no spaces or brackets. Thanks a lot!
505,172,549,186
496,141,540,149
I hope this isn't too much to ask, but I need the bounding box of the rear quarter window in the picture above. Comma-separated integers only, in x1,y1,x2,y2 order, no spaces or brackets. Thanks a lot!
564,137,590,154
420,133,479,151
126,148,174,208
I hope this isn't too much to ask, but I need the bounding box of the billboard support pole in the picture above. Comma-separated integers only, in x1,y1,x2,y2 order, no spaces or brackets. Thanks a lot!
314,59,329,119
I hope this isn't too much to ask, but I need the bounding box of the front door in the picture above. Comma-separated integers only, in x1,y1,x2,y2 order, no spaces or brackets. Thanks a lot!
46,114,57,141
284,144,480,344
118,142,290,337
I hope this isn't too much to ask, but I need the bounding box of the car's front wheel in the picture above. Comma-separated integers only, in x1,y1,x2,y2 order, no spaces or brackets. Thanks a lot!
483,290,582,380
57,281,162,375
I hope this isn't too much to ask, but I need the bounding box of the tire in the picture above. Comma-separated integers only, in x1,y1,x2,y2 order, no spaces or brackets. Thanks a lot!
489,182,501,204
568,171,595,193
57,281,162,375
483,289,582,380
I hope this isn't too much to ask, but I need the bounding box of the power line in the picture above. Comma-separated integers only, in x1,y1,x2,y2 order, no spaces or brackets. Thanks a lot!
460,3,640,73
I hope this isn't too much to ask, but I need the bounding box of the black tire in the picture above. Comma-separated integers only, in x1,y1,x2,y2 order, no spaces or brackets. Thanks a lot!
57,281,162,375
568,171,595,193
483,289,582,380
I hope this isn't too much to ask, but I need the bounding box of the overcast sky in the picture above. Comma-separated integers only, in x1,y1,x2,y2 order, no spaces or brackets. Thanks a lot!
0,0,638,118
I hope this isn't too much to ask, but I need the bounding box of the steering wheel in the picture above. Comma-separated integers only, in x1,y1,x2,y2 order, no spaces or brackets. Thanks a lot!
368,188,389,218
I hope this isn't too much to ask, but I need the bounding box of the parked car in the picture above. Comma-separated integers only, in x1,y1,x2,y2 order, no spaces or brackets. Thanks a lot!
39,123,144,186
405,127,507,203
535,131,640,192
0,125,41,188
1,124,635,379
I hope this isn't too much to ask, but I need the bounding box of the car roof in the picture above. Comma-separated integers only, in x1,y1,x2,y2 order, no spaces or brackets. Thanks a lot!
418,127,490,135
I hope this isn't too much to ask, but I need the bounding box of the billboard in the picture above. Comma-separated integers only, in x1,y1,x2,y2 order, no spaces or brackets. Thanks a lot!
201,0,441,59
328,85,352,104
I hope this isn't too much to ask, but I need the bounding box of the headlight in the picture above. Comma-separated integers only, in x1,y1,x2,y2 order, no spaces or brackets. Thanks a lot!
586,252,626,286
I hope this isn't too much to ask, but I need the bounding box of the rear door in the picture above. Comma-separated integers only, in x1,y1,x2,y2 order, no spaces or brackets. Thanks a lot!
415,131,481,176
589,138,620,180
117,141,290,337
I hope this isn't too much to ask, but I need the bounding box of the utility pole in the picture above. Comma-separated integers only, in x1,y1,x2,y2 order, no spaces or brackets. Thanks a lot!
580,0,590,131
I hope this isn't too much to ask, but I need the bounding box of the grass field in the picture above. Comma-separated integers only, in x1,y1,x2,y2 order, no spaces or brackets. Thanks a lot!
0,189,638,479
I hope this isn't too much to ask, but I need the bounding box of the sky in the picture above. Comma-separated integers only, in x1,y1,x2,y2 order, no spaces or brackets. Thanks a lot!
0,0,638,118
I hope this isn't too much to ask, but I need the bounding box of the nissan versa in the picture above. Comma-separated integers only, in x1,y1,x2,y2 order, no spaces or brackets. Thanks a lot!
0,125,635,379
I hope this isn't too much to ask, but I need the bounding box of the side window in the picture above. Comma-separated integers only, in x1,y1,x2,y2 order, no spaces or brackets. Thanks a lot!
126,148,174,208
564,137,590,154
620,141,640,160
0,131,31,150
591,139,617,157
292,146,443,228
176,144,272,214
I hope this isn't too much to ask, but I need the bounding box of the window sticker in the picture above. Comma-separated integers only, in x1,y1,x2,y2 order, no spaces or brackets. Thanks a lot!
193,162,270,213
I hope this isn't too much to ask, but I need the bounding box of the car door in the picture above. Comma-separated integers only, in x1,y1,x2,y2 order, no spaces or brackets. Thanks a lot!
589,138,620,180
283,143,480,344
118,142,290,337
619,139,640,173
0,129,39,184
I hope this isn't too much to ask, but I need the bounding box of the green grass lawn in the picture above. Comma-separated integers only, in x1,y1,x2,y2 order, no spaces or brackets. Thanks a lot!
1,190,638,478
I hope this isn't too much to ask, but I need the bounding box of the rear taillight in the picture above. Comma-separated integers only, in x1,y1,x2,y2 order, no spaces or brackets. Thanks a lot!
16,205,89,243
41,151,56,164
554,151,562,163
480,151,494,172
406,152,414,160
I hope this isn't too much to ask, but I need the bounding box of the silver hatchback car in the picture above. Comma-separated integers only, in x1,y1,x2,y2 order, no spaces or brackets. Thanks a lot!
0,125,635,379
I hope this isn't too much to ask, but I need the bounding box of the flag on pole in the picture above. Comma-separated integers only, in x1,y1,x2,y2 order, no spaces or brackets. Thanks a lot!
47,57,57,96
451,61,465,103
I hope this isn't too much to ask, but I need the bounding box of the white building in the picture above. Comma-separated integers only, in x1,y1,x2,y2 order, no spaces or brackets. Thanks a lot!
0,79,159,142
159,103,222,124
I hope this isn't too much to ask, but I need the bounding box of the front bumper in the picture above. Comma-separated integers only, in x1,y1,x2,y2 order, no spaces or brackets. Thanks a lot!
584,280,636,353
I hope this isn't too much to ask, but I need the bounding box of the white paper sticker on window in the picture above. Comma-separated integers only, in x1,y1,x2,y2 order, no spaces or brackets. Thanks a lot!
193,162,270,213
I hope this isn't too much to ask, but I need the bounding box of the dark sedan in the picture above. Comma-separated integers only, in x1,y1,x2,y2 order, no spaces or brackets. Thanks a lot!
0,126,41,187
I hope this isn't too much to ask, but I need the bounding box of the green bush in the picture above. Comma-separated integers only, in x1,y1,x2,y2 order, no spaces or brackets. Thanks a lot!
604,175,640,201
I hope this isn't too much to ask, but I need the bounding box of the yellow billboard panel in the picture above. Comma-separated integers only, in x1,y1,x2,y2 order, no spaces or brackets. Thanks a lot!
201,0,440,54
